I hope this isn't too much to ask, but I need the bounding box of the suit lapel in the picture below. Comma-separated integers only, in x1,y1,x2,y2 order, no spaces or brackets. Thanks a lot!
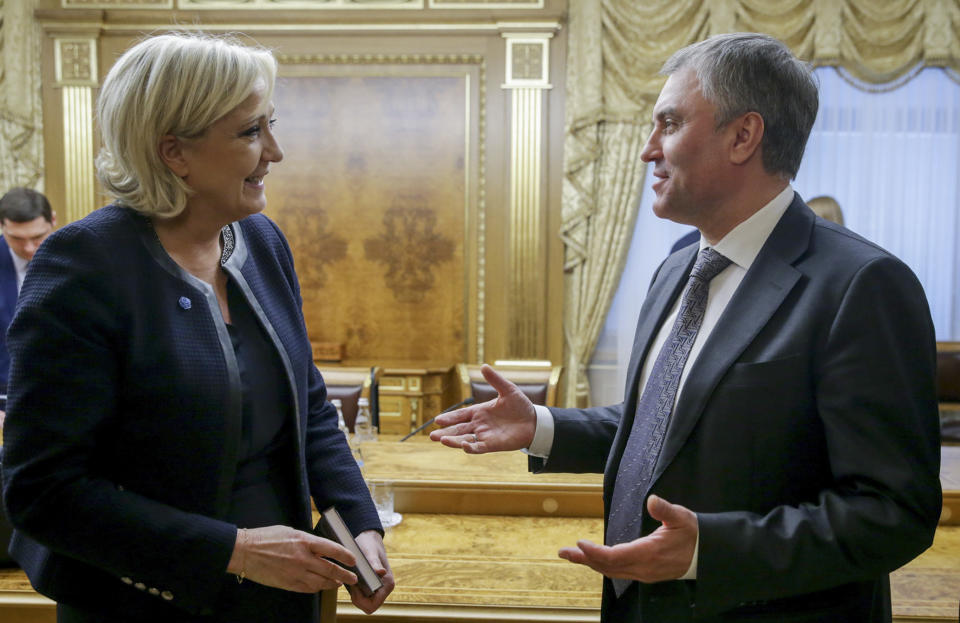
651,196,815,485
603,247,696,498
0,238,19,320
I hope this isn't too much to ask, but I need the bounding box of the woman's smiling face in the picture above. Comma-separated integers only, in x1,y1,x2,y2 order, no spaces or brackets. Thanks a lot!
177,79,284,221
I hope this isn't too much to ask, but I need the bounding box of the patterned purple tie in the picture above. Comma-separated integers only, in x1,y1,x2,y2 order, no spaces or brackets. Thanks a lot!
606,247,731,596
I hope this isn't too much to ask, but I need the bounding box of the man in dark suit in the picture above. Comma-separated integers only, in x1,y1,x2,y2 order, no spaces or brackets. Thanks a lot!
431,33,941,622
0,188,54,566
0,187,55,397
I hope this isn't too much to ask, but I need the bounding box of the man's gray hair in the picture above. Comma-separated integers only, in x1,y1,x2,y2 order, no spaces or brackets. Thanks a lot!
662,33,818,180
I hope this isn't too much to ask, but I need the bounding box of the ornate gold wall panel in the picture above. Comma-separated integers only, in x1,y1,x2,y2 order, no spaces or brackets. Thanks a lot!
30,5,567,378
266,55,485,364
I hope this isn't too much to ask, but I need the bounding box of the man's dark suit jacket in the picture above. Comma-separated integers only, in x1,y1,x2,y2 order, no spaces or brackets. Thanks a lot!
535,195,942,622
1,205,380,618
0,236,19,390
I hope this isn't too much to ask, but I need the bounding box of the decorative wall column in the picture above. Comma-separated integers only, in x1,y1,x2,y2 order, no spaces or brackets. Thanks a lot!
502,32,552,359
54,37,98,224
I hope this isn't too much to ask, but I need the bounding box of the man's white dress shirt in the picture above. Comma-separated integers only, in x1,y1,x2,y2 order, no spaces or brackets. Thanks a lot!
527,185,796,579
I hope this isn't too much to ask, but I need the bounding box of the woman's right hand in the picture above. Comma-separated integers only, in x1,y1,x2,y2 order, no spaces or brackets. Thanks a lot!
226,525,358,593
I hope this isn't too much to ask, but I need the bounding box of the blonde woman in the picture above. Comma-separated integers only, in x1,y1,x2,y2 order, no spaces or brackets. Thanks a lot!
1,32,393,622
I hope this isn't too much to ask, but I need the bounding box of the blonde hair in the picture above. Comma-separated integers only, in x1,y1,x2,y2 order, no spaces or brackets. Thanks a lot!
95,32,277,218
807,195,845,226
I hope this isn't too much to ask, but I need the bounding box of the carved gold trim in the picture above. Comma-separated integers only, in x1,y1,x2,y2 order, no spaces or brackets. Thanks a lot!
61,86,97,224
62,0,172,7
90,21,561,34
63,0,542,8
502,33,552,88
508,87,544,357
474,65,488,363
275,53,486,361
179,0,424,9
77,21,562,37
54,38,98,87
430,0,543,7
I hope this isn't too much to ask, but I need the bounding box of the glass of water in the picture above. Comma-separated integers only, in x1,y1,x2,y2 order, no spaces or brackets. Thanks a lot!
368,480,402,528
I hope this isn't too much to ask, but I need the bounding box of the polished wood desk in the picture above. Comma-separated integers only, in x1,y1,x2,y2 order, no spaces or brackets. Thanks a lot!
338,521,960,623
1,441,957,622
361,440,959,526
358,437,602,517
330,439,960,622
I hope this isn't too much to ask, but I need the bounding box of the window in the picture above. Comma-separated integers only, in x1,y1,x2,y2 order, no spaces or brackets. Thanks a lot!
588,67,960,406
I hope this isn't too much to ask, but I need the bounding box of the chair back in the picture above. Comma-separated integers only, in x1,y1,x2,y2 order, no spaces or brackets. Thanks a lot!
317,366,381,432
457,361,562,407
937,342,960,403
938,343,960,443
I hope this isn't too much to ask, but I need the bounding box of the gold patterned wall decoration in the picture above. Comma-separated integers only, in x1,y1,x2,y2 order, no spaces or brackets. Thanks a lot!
364,197,456,303
504,35,550,86
55,40,97,86
271,194,347,298
511,43,544,81
266,54,485,364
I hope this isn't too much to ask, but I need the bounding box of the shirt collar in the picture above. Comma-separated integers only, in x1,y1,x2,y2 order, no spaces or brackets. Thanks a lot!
701,185,794,270
9,246,29,290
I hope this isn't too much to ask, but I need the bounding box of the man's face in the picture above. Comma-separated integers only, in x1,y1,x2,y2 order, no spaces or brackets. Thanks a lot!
640,68,735,227
2,215,55,262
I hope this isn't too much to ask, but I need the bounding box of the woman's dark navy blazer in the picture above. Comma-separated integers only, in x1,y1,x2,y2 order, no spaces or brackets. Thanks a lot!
1,204,379,616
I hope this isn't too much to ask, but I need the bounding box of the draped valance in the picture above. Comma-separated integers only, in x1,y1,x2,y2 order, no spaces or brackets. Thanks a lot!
562,0,960,406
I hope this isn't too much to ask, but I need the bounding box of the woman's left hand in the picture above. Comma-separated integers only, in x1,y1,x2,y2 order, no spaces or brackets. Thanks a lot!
348,530,395,614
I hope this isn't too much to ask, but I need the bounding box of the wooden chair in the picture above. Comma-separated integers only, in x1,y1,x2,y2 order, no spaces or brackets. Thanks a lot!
938,342,960,443
457,360,562,407
317,366,381,432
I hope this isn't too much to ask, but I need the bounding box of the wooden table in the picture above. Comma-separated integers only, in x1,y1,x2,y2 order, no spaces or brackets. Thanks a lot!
1,440,957,622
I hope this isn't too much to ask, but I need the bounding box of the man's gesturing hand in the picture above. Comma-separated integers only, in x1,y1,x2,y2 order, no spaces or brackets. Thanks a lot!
429,364,537,454
558,495,698,583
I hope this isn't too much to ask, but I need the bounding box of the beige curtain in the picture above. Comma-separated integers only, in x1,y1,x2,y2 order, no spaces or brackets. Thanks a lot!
0,0,44,192
561,0,960,407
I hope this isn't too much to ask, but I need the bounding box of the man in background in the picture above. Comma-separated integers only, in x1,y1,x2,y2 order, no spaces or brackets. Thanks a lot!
0,187,56,404
0,187,54,566
432,33,940,622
